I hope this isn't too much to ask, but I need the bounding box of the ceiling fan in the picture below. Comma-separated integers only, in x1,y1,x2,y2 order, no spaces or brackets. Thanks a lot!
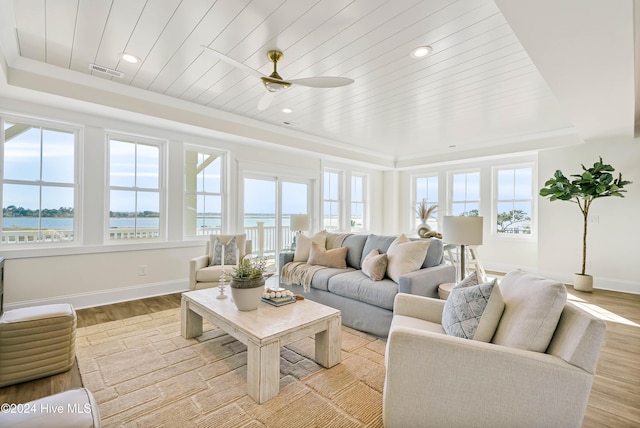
201,46,354,110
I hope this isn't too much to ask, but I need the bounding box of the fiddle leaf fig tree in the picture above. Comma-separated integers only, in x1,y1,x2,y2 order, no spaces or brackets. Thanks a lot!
539,157,632,276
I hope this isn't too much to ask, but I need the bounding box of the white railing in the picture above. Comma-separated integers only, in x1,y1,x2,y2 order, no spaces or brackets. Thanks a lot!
1,224,293,250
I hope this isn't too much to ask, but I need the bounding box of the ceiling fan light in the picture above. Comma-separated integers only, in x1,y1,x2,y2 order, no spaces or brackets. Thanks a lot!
265,81,286,92
410,46,432,59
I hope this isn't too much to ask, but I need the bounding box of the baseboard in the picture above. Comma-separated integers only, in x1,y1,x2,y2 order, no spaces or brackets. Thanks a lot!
485,263,639,295
3,279,189,311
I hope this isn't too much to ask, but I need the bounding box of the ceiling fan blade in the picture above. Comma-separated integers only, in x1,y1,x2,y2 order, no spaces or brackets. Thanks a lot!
200,45,264,79
287,76,354,88
257,91,277,111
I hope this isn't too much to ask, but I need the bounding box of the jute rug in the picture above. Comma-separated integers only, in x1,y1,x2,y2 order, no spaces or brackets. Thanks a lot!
76,308,386,427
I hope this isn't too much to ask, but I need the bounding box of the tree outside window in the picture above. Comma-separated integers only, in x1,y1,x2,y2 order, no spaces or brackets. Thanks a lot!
496,167,533,235
2,120,76,244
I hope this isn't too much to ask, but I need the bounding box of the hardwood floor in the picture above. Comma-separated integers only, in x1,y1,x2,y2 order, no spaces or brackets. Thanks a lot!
1,287,638,427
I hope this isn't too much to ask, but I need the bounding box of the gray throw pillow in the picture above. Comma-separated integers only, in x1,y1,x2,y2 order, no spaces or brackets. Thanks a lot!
211,236,237,266
442,278,505,342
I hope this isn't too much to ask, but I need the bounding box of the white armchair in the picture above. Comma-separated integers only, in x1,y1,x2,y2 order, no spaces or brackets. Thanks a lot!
189,234,252,290
383,271,606,428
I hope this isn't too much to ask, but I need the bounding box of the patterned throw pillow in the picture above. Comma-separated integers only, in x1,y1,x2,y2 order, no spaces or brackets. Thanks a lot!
361,249,388,281
210,236,238,266
441,278,505,342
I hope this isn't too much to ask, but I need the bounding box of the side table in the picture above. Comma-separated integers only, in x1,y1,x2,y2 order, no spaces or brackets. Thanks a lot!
438,282,455,299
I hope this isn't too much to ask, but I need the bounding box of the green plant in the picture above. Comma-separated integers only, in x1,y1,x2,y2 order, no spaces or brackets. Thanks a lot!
231,257,266,281
539,157,632,275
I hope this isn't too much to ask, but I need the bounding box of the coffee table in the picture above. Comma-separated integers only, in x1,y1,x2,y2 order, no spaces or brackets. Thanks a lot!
181,288,342,403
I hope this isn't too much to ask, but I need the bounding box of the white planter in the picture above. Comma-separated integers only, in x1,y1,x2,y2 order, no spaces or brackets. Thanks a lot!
573,274,593,292
230,278,265,311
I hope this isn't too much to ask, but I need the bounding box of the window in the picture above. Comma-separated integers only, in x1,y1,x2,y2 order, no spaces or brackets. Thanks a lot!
495,166,533,235
184,148,224,236
1,119,77,244
451,171,480,216
108,135,162,240
351,174,367,231
414,175,438,229
323,170,341,231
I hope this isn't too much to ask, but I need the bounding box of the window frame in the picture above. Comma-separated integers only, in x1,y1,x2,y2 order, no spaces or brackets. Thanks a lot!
1,115,80,246
106,132,165,242
412,174,439,230
323,169,343,231
183,145,226,238
350,172,368,231
493,163,536,238
448,169,481,216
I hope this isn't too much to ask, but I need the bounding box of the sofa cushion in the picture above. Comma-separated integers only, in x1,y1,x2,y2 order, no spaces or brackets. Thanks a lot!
308,267,354,291
308,242,348,268
492,270,567,352
362,249,388,281
328,270,398,310
294,230,327,262
386,234,431,283
421,238,444,268
343,234,368,269
441,278,504,342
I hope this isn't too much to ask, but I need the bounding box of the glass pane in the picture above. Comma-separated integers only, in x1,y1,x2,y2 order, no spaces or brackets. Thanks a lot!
185,150,199,193
498,169,515,199
42,129,74,183
198,194,221,234
110,189,135,228
136,144,159,189
110,140,135,187
244,178,276,256
415,177,428,200
466,172,480,200
427,176,438,200
4,123,40,181
465,203,479,216
352,176,363,201
514,168,532,199
451,202,466,216
2,184,40,237
137,191,160,232
452,174,466,200
324,201,339,230
324,172,338,199
202,155,221,193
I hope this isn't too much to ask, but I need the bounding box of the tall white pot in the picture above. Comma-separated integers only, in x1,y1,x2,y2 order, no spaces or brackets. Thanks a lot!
230,278,265,311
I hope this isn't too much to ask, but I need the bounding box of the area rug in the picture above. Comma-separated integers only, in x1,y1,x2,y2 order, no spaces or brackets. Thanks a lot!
76,308,386,427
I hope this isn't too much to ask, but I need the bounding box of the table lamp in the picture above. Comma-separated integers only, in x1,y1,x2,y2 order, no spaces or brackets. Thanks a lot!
443,215,483,281
290,214,310,250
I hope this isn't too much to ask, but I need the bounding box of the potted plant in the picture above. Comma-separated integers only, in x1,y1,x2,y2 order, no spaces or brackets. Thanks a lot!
539,157,631,291
230,257,267,311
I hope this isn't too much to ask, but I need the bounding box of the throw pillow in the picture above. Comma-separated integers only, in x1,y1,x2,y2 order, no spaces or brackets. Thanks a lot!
385,234,431,283
294,230,327,262
441,278,504,342
210,236,237,266
307,242,348,268
491,270,567,352
361,249,388,281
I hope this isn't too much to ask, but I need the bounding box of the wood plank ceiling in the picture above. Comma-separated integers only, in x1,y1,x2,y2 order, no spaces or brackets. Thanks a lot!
8,0,574,162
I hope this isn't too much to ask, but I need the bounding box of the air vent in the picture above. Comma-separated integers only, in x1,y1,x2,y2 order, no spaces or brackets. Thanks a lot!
88,64,124,78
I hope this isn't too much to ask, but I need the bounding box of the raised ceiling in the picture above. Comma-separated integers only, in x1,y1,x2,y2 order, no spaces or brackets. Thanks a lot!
0,0,637,168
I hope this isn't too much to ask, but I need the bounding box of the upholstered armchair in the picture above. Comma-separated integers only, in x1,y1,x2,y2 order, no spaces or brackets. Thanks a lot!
189,234,252,290
383,270,606,428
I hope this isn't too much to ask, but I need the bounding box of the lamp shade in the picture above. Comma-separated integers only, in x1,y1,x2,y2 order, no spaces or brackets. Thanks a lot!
290,214,310,232
443,216,483,245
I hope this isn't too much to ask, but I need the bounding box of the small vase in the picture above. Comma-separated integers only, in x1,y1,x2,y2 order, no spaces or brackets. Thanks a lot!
230,277,266,311
417,219,431,238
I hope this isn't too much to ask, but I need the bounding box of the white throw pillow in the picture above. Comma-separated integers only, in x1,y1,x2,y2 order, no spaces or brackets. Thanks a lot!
385,234,431,283
442,278,505,342
293,230,327,262
491,270,567,352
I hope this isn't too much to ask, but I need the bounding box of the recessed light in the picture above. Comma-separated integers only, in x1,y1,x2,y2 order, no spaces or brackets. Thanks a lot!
119,53,141,64
282,108,293,114
410,46,432,59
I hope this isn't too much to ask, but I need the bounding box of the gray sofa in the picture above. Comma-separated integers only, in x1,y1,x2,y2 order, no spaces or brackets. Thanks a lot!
279,233,456,337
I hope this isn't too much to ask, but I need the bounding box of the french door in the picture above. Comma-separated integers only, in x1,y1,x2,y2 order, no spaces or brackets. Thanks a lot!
243,176,310,265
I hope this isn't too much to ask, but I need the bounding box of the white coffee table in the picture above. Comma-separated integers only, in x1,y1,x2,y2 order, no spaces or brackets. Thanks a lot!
181,288,342,403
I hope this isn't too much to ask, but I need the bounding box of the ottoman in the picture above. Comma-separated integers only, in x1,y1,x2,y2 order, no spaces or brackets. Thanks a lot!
0,303,76,387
